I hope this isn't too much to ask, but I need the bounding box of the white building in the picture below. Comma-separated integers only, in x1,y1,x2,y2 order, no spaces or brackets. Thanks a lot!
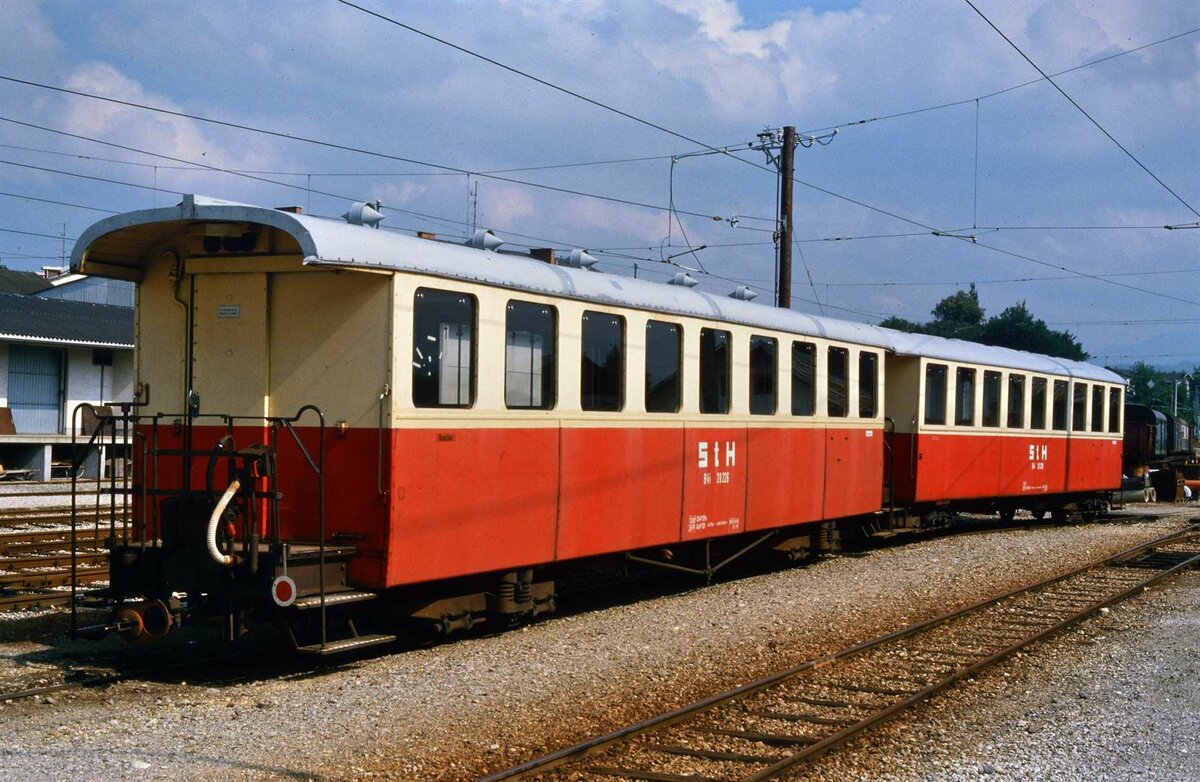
0,289,134,479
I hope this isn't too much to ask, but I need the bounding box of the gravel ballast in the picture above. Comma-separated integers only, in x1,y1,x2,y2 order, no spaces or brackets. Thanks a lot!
0,511,1195,781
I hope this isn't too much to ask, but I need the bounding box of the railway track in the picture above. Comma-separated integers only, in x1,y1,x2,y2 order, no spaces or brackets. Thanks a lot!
0,520,119,612
480,524,1200,782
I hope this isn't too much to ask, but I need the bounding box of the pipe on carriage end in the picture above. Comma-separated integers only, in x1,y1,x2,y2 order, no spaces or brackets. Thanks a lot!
207,478,240,566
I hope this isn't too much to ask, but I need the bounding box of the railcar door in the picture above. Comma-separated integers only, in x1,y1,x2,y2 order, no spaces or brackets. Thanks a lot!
190,271,270,422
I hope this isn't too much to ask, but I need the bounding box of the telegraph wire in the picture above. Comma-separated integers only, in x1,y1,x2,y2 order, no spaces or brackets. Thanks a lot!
0,226,77,241
0,158,175,196
963,0,1200,219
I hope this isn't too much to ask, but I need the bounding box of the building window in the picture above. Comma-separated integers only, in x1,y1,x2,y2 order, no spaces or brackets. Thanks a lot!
1031,377,1047,430
955,368,976,426
700,328,731,414
645,320,681,413
1072,383,1088,431
925,363,948,425
8,344,65,433
828,347,849,417
1052,380,1069,431
859,352,878,418
581,311,625,411
750,335,778,415
791,341,816,416
1007,374,1026,428
1108,388,1122,433
982,370,1001,427
412,288,475,408
504,300,556,410
1091,385,1105,432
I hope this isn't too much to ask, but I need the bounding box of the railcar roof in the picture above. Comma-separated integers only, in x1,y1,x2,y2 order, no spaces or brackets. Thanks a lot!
71,195,1123,385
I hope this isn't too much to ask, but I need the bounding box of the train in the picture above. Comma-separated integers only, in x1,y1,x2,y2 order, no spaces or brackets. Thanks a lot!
67,195,1125,653
1123,403,1197,501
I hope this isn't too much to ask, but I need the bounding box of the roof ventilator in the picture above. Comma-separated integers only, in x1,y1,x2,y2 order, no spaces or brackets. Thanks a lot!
467,228,504,252
669,272,699,287
343,201,385,228
558,249,597,270
729,286,758,301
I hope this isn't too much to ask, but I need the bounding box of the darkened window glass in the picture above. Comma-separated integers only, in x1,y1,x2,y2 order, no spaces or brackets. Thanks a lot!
791,341,816,416
505,301,556,410
645,320,681,413
700,328,732,414
413,288,475,408
581,311,625,411
982,371,1002,427
1007,374,1026,428
1031,378,1048,429
925,363,948,425
859,352,878,418
828,347,849,417
1052,380,1069,431
1091,385,1105,432
750,335,778,415
1072,383,1088,430
955,368,976,426
1108,388,1122,433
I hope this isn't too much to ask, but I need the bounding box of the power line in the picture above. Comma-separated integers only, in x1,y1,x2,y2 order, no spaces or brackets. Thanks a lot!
0,77,728,221
963,0,1199,219
800,25,1200,135
333,0,771,176
0,226,77,241
0,190,118,213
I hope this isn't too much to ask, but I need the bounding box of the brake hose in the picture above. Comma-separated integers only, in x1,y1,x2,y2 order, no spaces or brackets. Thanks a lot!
206,478,240,566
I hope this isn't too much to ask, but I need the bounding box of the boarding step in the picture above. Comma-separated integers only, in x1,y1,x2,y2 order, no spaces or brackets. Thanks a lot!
291,590,379,610
295,633,396,655
282,543,357,562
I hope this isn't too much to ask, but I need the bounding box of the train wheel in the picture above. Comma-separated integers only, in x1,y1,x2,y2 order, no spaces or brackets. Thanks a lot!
1051,508,1069,523
1032,508,1047,522
999,508,1016,524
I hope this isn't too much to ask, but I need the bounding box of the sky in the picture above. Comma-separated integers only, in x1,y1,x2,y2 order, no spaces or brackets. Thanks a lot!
0,0,1196,368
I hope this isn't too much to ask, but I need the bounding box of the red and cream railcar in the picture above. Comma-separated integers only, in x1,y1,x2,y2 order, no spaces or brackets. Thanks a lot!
71,196,894,648
885,336,1125,518
68,196,1124,649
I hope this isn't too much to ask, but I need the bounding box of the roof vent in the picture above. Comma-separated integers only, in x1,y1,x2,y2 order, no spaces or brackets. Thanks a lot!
343,201,385,228
559,249,597,269
728,286,758,301
669,272,699,288
467,228,503,252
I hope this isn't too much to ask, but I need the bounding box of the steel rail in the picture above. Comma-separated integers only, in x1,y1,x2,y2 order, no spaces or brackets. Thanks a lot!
478,524,1199,782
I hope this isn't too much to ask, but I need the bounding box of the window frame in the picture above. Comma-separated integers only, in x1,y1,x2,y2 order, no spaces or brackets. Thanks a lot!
412,287,477,409
503,299,557,410
924,362,948,426
827,346,849,418
749,334,778,416
699,327,732,414
580,310,626,412
858,351,879,419
644,319,683,414
982,370,1002,428
954,367,977,427
791,341,816,416
1007,373,1026,429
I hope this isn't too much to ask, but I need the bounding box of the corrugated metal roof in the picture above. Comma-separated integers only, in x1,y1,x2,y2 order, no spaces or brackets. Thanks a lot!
0,291,133,348
70,195,1122,383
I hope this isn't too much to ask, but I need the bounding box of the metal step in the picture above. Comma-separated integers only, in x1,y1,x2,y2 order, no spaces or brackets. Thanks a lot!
295,633,396,655
291,590,378,610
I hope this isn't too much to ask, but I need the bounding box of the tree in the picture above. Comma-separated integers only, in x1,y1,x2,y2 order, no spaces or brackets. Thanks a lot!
882,288,1088,361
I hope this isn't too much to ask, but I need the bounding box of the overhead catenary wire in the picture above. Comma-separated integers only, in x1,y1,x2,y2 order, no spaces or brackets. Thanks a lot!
963,0,1199,219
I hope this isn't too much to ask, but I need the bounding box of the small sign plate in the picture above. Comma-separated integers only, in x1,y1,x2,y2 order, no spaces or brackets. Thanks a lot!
217,304,241,319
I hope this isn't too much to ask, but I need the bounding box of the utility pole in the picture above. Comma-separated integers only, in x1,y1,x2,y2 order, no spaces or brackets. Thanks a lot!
777,126,796,309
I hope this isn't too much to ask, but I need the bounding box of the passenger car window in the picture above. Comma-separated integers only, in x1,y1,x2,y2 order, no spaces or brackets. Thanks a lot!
827,347,849,417
859,352,878,418
504,301,556,410
645,320,681,413
1091,385,1105,432
792,341,816,416
1031,377,1047,429
1108,387,1122,433
955,368,976,426
982,371,1001,427
750,335,778,415
1072,383,1088,430
581,311,625,411
1052,380,1069,431
1007,374,1025,428
413,288,475,408
925,363,948,425
700,328,731,414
